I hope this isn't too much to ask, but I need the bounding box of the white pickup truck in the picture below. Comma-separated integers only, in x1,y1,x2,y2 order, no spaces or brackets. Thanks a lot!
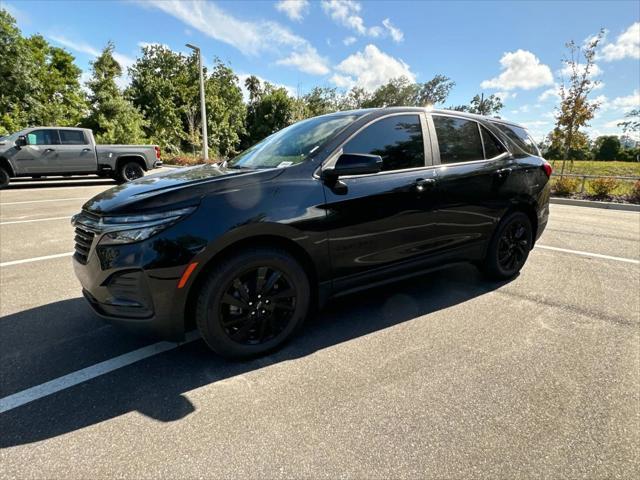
0,127,162,188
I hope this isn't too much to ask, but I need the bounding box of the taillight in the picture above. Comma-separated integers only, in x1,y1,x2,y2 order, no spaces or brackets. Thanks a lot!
542,161,552,178
154,146,161,159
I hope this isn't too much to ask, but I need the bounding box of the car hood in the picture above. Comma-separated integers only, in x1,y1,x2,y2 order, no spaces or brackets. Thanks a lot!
82,164,282,215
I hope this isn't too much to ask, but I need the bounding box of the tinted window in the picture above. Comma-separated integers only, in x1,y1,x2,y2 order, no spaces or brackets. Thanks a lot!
492,123,539,156
344,114,424,171
480,126,506,159
433,116,484,164
26,130,59,145
59,130,87,145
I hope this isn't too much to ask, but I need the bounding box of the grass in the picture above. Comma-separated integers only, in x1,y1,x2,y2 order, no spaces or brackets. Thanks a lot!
548,160,640,177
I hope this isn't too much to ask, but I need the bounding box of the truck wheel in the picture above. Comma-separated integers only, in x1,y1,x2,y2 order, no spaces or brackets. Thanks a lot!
117,162,144,183
481,211,532,280
0,167,9,189
195,247,310,359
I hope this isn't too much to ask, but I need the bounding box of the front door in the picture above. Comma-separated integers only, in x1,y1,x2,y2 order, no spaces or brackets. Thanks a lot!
12,129,61,174
321,113,441,290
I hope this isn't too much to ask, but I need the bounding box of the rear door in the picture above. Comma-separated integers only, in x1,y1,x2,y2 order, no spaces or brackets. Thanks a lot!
322,113,442,289
56,129,96,173
11,129,60,174
427,113,513,257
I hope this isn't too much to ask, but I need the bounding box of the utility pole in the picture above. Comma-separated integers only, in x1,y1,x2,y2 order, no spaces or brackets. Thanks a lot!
186,43,208,161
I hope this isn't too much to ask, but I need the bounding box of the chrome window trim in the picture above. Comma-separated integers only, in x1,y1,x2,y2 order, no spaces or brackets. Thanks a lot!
319,111,429,173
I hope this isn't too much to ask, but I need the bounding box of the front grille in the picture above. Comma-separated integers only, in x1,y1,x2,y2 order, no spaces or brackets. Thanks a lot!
74,224,95,264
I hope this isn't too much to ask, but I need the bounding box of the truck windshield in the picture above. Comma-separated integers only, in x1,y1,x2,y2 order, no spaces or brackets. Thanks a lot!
228,113,359,169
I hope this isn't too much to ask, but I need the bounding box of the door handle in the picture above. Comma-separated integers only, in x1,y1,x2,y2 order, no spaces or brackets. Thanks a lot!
495,167,512,178
415,178,436,192
82,148,91,152
44,148,55,153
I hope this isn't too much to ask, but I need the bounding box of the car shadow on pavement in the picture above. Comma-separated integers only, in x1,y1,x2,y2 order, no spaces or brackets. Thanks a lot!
0,263,514,447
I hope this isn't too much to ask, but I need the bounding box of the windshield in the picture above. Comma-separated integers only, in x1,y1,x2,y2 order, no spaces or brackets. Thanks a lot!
0,130,25,143
228,113,359,169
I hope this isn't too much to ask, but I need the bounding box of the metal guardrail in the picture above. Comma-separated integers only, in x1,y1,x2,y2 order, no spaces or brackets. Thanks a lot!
551,172,640,193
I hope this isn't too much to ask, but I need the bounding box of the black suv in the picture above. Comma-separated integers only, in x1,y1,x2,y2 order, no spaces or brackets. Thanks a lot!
72,108,551,358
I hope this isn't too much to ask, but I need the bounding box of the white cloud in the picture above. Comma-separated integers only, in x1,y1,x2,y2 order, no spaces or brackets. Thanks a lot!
145,0,328,75
559,62,602,79
322,0,366,34
538,84,561,102
494,91,517,101
50,34,135,68
275,0,309,22
137,41,170,50
382,18,403,43
481,49,553,91
343,36,357,46
236,73,297,102
598,22,640,61
611,89,640,110
276,46,331,75
331,44,415,91
321,1,403,41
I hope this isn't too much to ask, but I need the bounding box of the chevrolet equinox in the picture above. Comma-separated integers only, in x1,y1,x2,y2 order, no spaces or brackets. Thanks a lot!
72,108,551,358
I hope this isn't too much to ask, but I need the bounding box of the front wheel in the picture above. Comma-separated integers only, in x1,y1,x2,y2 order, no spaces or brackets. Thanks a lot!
0,167,9,189
482,211,532,280
117,162,145,183
195,248,310,359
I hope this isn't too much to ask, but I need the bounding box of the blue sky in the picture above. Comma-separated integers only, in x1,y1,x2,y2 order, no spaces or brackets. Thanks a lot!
4,0,640,141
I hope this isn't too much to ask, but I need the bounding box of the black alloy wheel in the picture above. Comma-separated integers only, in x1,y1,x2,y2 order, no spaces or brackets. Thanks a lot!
482,211,532,280
219,266,296,346
120,162,144,182
196,247,310,358
0,167,9,189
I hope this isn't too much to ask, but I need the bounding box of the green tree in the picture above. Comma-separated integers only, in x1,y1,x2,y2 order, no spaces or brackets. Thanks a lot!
303,87,339,117
415,75,455,106
339,86,372,110
554,30,605,173
617,108,640,134
467,93,504,116
243,81,295,147
83,42,146,144
0,10,86,133
205,60,246,157
362,77,417,107
594,135,621,160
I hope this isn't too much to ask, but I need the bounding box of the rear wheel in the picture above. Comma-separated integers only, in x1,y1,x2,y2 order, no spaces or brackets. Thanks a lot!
0,167,9,189
195,248,310,359
482,211,532,280
117,161,144,183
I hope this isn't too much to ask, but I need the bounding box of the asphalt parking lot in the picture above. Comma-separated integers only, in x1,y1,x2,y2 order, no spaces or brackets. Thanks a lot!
0,175,638,479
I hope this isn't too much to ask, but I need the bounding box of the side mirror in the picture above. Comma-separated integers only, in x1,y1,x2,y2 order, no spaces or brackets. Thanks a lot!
15,135,27,148
322,153,382,181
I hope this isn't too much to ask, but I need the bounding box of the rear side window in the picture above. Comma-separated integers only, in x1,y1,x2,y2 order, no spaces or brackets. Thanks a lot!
59,130,87,145
480,125,506,159
27,130,60,145
492,123,539,156
343,114,425,171
433,116,484,163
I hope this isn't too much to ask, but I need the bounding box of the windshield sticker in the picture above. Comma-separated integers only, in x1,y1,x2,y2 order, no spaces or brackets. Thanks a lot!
277,161,293,168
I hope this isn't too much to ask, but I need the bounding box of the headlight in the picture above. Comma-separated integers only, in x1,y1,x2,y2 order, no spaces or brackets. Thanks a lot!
98,206,196,246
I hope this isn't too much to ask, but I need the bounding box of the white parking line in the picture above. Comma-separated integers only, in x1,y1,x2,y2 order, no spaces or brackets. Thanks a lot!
0,332,200,414
0,252,74,267
536,244,639,265
0,216,72,225
0,197,86,205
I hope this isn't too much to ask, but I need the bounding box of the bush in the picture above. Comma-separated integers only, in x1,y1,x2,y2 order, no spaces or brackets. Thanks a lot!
166,154,221,167
628,180,640,204
552,177,579,196
589,177,620,199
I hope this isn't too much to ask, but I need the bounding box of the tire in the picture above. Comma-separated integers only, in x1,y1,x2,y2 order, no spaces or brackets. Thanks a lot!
0,167,9,189
117,161,145,183
482,211,533,280
195,247,310,359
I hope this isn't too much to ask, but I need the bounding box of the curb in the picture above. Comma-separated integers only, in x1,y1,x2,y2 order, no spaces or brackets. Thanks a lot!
550,197,640,212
